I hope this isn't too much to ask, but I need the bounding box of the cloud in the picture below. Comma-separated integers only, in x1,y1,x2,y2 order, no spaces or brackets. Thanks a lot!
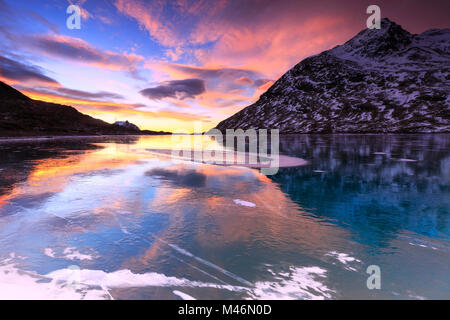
164,47,183,61
97,15,113,25
0,55,60,86
113,0,229,47
145,61,273,111
193,16,350,78
19,83,210,121
148,61,267,92
68,0,92,21
19,86,210,121
149,62,260,81
0,0,59,33
18,87,128,110
15,85,124,102
233,77,272,89
254,79,273,88
56,87,124,100
27,11,60,33
125,0,450,80
19,85,212,127
115,0,353,77
19,34,144,73
3,0,449,131
114,0,180,47
234,76,253,85
140,78,205,100
0,0,16,24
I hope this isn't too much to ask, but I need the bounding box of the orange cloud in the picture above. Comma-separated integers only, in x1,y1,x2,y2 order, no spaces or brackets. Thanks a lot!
124,1,365,80
133,1,361,121
196,90,250,109
193,15,351,78
147,61,260,81
235,76,253,85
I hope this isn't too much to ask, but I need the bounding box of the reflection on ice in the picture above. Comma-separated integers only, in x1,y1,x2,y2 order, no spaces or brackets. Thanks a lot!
0,134,448,299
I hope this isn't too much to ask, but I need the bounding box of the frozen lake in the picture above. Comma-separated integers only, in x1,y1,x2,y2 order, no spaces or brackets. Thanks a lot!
0,134,448,299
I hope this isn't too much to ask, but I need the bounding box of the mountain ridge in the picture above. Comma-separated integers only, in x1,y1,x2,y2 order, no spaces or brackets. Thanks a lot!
0,81,170,137
215,18,450,133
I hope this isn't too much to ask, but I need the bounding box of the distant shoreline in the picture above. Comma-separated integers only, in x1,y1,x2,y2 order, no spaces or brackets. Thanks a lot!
0,134,174,143
0,132,447,144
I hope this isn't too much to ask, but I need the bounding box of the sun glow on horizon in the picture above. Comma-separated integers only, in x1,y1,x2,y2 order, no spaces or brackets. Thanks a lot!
1,0,449,132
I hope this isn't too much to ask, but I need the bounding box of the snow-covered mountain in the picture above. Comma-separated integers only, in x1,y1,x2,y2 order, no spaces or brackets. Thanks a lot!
215,18,449,133
114,120,140,131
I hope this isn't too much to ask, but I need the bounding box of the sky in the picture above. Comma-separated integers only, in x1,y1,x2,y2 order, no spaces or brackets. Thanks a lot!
0,0,449,132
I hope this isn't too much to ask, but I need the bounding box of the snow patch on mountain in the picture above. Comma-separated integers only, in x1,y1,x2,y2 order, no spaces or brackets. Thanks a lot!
216,18,449,133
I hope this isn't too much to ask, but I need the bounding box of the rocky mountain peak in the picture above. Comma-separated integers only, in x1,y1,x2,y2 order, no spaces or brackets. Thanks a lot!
332,18,412,59
215,19,449,134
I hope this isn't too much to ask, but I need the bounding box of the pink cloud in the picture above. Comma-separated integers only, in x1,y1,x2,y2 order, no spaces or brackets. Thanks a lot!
115,0,180,47
234,76,253,85
122,0,449,79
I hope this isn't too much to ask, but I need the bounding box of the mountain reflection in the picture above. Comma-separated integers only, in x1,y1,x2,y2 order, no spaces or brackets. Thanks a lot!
0,135,448,299
272,134,450,245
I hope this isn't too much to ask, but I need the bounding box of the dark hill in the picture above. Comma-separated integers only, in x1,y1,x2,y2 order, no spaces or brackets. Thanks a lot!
0,81,169,137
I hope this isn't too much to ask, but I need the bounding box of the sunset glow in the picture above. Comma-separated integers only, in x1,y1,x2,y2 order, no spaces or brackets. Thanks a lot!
1,0,449,132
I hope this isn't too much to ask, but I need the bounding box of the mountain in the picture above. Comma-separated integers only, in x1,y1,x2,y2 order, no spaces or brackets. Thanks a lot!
114,120,140,131
215,18,450,133
0,81,169,136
